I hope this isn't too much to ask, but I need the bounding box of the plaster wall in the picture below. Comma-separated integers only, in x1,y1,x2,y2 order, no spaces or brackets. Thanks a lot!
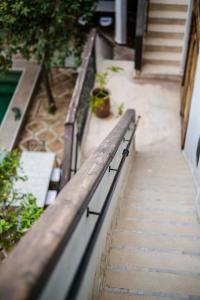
185,49,200,204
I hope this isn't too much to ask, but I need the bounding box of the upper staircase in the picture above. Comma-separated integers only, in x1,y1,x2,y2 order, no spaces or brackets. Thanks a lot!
140,0,188,79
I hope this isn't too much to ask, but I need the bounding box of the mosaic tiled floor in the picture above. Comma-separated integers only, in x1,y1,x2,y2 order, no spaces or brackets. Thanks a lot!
18,68,76,166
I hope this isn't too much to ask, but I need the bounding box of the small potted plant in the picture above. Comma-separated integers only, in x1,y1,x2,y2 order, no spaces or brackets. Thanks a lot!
90,66,123,118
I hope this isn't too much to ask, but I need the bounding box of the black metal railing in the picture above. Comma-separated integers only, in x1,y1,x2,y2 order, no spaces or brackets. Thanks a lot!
60,28,114,189
66,114,140,300
60,29,97,188
135,0,149,71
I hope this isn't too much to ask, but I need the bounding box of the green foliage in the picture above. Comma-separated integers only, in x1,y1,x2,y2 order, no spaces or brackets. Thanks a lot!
0,0,95,72
95,72,108,90
0,150,43,251
117,103,124,117
107,65,124,73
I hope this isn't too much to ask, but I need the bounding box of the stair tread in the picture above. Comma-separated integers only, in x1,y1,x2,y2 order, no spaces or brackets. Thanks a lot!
144,37,184,47
149,10,187,19
143,51,182,61
148,24,185,33
150,0,188,4
141,64,180,76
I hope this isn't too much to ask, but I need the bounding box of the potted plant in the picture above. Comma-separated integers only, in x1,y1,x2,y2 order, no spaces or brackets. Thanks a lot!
90,66,123,118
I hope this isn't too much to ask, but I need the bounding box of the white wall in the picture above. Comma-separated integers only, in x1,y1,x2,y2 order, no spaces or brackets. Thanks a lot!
184,49,200,211
115,0,127,44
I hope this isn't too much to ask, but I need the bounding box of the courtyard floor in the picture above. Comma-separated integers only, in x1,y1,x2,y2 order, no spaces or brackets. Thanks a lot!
18,68,76,166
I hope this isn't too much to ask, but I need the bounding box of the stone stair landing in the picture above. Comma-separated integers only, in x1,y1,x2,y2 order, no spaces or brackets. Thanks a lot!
141,0,188,79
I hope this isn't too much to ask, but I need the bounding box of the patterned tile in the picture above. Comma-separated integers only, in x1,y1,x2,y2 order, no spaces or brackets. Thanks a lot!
18,68,76,166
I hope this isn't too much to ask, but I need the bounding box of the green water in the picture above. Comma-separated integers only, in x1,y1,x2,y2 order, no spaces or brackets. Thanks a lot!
0,71,22,124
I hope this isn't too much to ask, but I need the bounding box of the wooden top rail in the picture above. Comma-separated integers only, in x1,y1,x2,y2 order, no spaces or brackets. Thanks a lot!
60,28,96,188
0,109,135,300
66,28,96,125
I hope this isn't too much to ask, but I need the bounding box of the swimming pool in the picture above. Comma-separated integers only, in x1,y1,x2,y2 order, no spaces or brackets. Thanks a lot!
0,71,22,125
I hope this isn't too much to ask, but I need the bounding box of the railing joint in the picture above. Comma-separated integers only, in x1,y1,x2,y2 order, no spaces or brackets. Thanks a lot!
123,138,130,142
109,166,118,173
87,207,101,218
122,149,129,157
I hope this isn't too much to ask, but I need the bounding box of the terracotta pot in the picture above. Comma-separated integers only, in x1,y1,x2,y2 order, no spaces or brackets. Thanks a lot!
92,87,110,118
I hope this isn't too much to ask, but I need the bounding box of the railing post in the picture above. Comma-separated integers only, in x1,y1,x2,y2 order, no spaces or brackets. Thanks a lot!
135,0,149,72
60,123,74,189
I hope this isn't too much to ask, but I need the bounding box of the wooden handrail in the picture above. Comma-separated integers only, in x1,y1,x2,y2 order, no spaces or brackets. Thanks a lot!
0,109,136,300
66,29,97,125
60,29,97,188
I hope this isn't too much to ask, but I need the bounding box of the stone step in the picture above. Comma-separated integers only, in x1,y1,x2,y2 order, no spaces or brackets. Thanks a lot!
144,37,183,48
117,218,200,237
112,231,200,254
140,64,181,80
125,188,195,201
149,17,185,25
149,3,188,12
122,199,195,212
129,162,193,176
143,58,180,66
101,292,173,300
149,10,187,20
124,188,195,203
124,195,194,206
105,269,200,297
148,23,185,33
120,207,197,224
126,176,194,188
144,45,182,53
127,170,194,185
150,0,188,5
146,30,184,39
132,161,191,170
109,247,200,275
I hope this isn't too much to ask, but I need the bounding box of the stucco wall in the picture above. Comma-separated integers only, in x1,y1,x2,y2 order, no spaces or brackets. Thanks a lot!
184,49,200,209
185,50,200,184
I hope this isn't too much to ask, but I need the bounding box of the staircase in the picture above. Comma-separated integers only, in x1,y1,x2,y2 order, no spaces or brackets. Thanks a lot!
141,0,188,79
100,151,199,299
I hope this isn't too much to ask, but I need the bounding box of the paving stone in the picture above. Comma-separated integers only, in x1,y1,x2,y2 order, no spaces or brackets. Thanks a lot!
17,68,76,166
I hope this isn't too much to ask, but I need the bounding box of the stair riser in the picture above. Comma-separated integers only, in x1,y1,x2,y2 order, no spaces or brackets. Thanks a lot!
149,4,188,12
137,73,182,81
144,45,182,53
147,31,184,39
149,18,185,25
143,59,180,66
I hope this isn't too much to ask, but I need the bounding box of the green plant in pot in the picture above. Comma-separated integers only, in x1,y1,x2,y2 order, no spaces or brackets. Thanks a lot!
90,66,123,118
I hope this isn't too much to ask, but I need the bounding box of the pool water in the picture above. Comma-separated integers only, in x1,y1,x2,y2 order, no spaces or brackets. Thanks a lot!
0,71,22,124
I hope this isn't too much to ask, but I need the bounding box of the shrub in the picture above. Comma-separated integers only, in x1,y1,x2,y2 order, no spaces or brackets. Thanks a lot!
0,150,43,251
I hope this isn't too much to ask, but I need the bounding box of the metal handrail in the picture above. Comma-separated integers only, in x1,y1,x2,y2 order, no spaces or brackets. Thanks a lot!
0,109,137,300
66,115,140,300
